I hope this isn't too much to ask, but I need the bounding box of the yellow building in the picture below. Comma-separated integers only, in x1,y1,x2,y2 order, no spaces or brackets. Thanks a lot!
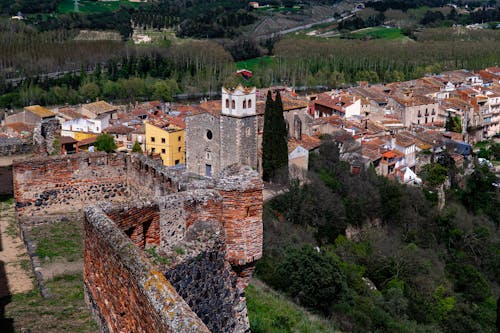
145,121,185,166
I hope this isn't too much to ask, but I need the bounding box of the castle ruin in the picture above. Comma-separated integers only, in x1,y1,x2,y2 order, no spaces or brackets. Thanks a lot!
13,153,263,332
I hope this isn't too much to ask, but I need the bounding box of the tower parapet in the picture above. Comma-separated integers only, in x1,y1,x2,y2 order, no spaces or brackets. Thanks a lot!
221,85,256,117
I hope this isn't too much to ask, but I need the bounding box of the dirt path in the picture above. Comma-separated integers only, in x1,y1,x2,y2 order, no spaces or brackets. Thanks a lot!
41,260,83,281
0,201,33,297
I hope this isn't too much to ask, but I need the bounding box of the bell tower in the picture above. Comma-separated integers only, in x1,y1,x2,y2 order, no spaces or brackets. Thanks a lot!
221,85,256,117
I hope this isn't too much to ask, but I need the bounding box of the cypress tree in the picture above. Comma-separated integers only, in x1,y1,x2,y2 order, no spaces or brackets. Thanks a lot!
262,90,289,183
274,90,289,183
262,90,275,181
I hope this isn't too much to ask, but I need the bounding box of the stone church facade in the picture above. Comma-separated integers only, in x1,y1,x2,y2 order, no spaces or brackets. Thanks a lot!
186,86,258,177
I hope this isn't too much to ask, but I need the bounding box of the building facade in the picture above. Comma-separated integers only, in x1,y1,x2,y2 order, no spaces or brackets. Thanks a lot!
145,121,185,166
186,86,258,178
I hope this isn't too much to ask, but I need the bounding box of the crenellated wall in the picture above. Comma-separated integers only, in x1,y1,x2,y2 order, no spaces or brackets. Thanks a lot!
13,153,129,220
84,206,210,333
14,152,263,333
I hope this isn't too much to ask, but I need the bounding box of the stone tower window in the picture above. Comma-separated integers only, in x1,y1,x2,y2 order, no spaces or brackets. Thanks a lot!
226,99,229,108
248,99,252,108
232,100,235,109
243,100,247,109
246,127,251,137
206,130,213,140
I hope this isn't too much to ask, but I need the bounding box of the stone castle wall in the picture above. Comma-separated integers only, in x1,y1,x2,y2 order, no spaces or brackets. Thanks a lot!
13,153,129,221
14,152,263,333
84,206,210,333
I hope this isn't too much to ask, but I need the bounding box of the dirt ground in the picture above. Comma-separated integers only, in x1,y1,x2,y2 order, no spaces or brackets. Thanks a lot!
0,200,33,298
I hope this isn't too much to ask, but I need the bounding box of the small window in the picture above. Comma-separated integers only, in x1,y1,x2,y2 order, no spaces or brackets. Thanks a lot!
226,99,229,108
151,137,155,142
178,147,181,152
248,99,252,108
151,148,156,153
206,152,211,160
175,160,180,165
246,127,251,137
161,138,165,143
232,100,235,109
161,149,166,154
178,136,181,141
243,100,247,108
206,130,213,140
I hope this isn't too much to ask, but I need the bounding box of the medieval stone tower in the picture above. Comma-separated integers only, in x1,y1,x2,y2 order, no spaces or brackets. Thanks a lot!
186,85,258,177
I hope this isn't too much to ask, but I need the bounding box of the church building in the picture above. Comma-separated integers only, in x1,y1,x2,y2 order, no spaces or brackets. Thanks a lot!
186,85,258,177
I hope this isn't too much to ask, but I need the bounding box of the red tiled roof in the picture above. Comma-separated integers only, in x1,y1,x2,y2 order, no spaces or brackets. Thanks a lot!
5,122,34,133
77,137,98,146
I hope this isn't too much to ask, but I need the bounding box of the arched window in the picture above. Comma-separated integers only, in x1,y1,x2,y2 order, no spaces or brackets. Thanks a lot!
243,100,247,108
225,99,229,108
248,99,252,108
232,100,235,109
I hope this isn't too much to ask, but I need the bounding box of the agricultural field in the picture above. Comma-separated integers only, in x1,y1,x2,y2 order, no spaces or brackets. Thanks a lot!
236,56,274,71
347,26,409,40
57,0,143,14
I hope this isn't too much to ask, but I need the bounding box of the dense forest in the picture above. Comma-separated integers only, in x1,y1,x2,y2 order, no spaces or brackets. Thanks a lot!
257,139,500,333
3,29,500,107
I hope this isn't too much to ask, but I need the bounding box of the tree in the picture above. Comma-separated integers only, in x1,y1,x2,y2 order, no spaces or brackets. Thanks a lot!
79,82,100,102
131,140,143,153
274,245,349,314
262,90,288,183
445,113,462,133
95,133,117,153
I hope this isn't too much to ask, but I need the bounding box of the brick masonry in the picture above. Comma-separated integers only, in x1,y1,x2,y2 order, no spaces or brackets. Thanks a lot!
13,152,263,333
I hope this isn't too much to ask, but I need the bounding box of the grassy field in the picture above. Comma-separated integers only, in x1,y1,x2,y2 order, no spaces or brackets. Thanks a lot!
348,27,407,40
57,0,142,14
30,220,83,263
4,273,98,332
236,56,274,71
246,279,339,333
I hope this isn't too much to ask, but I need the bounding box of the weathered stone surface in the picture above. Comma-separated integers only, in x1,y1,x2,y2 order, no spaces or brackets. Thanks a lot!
0,137,33,156
13,152,263,333
84,206,210,333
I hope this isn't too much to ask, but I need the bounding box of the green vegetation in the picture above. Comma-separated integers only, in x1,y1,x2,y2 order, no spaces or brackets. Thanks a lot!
246,280,339,333
4,273,98,332
131,140,143,153
236,56,274,71
257,139,500,333
262,90,288,183
348,27,408,40
95,133,117,153
445,114,462,133
57,0,141,14
30,220,83,263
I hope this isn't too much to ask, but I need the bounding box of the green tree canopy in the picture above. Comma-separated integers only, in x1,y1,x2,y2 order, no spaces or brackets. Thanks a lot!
131,140,143,153
262,90,289,183
95,133,117,153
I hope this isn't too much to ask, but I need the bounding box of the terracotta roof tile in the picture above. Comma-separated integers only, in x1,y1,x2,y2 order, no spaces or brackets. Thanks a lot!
24,105,55,118
82,101,118,115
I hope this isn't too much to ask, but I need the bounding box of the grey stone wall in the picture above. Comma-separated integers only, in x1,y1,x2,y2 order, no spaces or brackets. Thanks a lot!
186,113,222,177
164,241,246,333
0,138,33,156
33,118,60,156
220,115,258,173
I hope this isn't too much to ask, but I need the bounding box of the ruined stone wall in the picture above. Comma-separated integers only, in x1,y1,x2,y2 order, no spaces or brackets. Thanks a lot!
13,153,129,219
164,241,243,333
126,154,182,199
33,118,60,156
0,138,33,157
84,206,210,333
102,203,160,249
